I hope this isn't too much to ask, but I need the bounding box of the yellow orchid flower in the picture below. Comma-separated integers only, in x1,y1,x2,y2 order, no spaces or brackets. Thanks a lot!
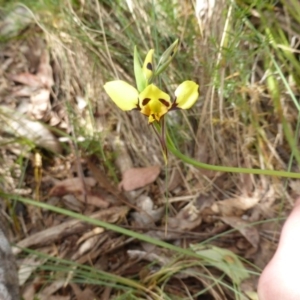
103,80,199,123
103,41,199,164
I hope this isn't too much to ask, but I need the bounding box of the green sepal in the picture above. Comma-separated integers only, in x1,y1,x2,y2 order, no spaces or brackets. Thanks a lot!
155,39,179,77
134,46,147,92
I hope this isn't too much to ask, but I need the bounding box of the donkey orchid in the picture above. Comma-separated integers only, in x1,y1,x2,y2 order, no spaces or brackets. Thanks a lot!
103,40,199,163
104,80,199,123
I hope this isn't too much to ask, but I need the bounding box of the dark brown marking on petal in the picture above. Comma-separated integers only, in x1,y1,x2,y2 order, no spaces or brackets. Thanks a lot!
142,98,151,106
159,98,170,107
170,102,179,110
170,51,174,57
135,98,141,110
147,62,153,71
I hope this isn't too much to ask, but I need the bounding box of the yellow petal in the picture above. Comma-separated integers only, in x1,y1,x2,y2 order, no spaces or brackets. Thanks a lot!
143,49,154,81
104,80,139,111
174,81,199,109
139,84,171,123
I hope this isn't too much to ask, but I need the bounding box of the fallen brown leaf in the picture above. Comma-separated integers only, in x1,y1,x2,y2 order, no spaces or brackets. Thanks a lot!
212,195,260,216
10,48,53,120
10,72,42,87
49,177,97,197
72,233,104,260
10,49,53,89
119,165,160,191
62,194,84,212
50,177,110,208
220,216,260,250
77,191,110,209
37,50,54,89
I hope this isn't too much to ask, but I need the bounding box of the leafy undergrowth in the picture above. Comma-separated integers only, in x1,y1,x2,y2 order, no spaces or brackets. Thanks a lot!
0,0,300,299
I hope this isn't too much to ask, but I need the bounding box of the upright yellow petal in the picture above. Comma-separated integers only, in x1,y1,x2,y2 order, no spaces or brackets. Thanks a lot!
143,49,154,81
174,81,199,109
139,84,171,123
104,80,139,111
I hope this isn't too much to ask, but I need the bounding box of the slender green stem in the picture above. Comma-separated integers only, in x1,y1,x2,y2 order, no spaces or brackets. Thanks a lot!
166,132,300,179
